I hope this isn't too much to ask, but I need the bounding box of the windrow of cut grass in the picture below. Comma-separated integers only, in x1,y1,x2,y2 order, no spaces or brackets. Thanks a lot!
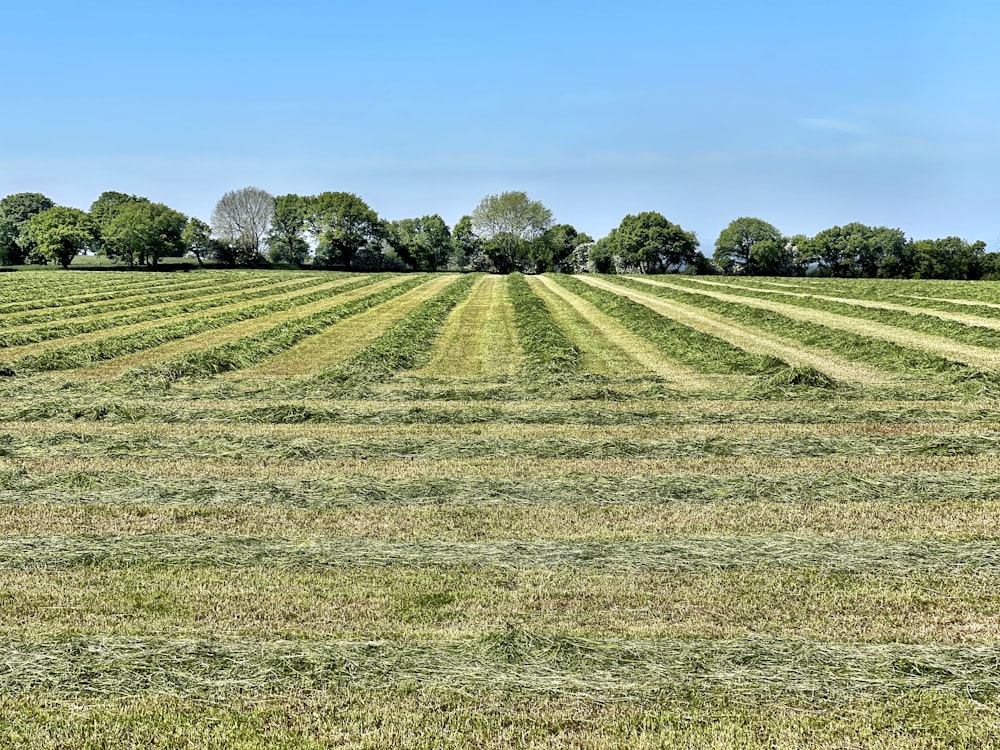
5,393,997,425
0,273,303,329
119,275,434,385
2,634,998,707
307,273,480,386
552,274,784,376
1,565,996,643
415,275,525,379
4,422,1000,462
1,534,998,575
0,276,333,348
506,272,582,378
0,275,389,376
672,276,1000,348
607,276,969,377
234,274,461,379
0,273,229,311
4,469,999,512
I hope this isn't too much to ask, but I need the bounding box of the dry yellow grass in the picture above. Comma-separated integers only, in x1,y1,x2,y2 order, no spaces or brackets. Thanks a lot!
70,276,409,379
636,276,1000,370
3,418,993,441
232,275,456,378
578,276,893,384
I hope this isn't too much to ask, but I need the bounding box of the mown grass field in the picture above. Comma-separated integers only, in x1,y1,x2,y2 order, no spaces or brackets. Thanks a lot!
1,269,1000,748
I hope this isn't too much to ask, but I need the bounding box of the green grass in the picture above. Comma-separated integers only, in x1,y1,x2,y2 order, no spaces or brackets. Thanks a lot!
3,270,1000,745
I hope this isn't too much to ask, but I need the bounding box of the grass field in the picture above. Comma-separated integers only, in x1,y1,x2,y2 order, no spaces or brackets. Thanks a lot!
1,269,999,748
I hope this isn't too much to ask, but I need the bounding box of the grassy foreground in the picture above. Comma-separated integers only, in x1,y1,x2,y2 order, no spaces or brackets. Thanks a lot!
1,269,999,748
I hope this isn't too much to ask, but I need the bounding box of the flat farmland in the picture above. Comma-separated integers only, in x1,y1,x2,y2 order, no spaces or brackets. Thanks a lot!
1,269,1000,748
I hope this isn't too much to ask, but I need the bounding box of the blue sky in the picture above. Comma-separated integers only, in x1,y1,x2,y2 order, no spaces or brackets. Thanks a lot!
3,0,999,251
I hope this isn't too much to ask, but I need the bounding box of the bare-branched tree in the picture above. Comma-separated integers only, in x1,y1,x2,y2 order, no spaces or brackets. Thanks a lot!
211,186,274,264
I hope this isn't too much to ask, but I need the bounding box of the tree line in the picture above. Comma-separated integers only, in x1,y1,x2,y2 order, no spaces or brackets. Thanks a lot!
1,188,996,279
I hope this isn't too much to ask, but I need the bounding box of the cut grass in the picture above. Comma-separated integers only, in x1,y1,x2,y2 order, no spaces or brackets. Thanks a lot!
2,692,998,750
1,275,388,375
507,272,582,378
416,274,525,378
4,270,1000,745
234,274,458,378
590,275,942,383
0,566,997,643
307,273,480,387
559,275,788,376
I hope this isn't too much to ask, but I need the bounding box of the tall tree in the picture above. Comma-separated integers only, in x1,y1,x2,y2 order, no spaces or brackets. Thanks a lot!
309,192,382,269
607,212,699,274
713,217,786,275
529,224,594,273
267,194,313,266
20,207,96,268
812,223,906,277
102,202,187,268
182,218,213,267
451,215,487,271
471,191,553,273
211,186,274,265
386,214,452,271
0,192,55,264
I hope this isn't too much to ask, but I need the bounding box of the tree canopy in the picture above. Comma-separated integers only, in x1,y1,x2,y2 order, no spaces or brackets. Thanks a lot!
606,212,699,274
0,192,55,265
21,207,96,268
713,217,787,275
471,191,553,273
310,192,383,269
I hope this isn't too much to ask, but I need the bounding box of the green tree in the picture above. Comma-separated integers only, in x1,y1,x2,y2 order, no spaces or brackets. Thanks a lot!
713,217,785,275
910,237,986,280
309,192,383,269
471,191,553,273
182,218,213,267
812,223,906,277
451,215,486,270
0,193,56,265
268,194,313,266
589,233,616,273
607,212,699,274
21,207,96,268
102,202,187,268
387,215,453,271
529,224,594,273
